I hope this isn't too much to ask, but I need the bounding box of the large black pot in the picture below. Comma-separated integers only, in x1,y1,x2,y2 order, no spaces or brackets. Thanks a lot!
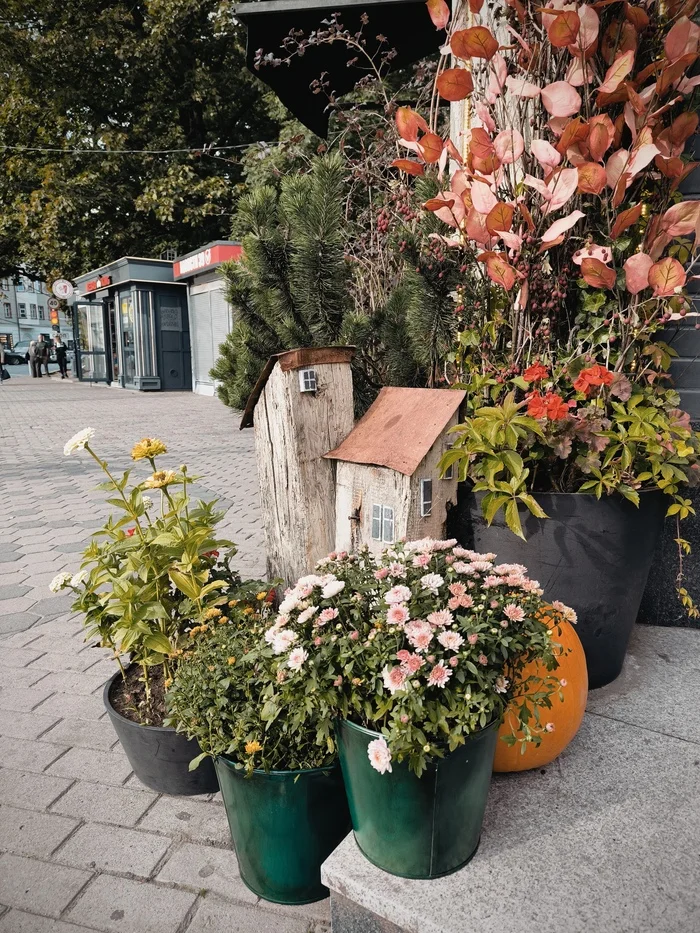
104,671,219,795
448,489,666,689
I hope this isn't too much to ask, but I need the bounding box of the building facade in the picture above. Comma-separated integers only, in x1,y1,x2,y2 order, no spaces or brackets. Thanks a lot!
73,257,190,391
0,276,72,348
173,241,241,396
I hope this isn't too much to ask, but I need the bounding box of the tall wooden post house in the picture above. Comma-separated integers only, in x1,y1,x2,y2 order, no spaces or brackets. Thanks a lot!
240,347,355,585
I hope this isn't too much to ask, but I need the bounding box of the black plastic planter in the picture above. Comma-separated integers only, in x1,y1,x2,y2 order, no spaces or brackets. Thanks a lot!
214,756,351,904
448,489,666,689
103,672,218,795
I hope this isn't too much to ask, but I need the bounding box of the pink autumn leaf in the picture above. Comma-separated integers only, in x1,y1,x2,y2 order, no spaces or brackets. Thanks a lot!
598,50,635,95
541,209,585,243
623,253,654,295
648,257,687,297
661,200,700,237
531,138,561,170
541,81,582,117
573,244,612,265
426,0,450,30
494,129,525,164
576,4,599,49
475,101,497,134
500,229,523,250
505,23,530,54
543,167,579,215
566,57,594,87
548,116,570,137
471,180,498,214
523,174,552,200
665,16,700,62
488,54,508,98
627,144,660,178
605,149,629,189
465,208,493,245
433,190,466,227
505,75,541,98
677,74,700,95
451,170,470,196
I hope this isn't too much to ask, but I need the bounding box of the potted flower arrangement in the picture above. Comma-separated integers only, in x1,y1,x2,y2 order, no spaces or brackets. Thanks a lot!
54,428,268,795
166,612,351,905
268,540,569,878
384,0,700,686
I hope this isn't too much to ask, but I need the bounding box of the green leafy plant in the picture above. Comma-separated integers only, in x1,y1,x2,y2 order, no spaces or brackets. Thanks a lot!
165,601,337,774
264,539,567,776
52,428,254,724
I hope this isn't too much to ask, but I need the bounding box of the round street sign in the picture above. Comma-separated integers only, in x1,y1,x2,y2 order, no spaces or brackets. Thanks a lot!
47,297,60,309
52,279,73,300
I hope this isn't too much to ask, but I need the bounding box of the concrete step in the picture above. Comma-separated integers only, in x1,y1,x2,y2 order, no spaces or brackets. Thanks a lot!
322,625,700,933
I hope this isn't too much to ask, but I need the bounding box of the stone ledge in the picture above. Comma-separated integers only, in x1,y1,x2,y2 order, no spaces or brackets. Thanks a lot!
322,625,700,933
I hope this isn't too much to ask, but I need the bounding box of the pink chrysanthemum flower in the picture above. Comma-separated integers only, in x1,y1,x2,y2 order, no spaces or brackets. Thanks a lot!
504,603,526,622
405,619,433,652
385,585,412,605
387,604,410,626
448,582,467,597
494,675,509,694
452,561,475,575
471,561,494,573
545,722,556,733
437,630,464,651
388,562,407,578
427,662,452,688
367,737,392,774
468,633,479,645
316,607,339,626
399,652,424,674
427,608,453,628
287,647,308,671
482,575,501,588
382,665,408,694
478,653,488,665
412,553,431,568
520,579,542,594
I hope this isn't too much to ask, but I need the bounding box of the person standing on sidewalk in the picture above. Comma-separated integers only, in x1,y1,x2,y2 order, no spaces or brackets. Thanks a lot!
37,335,50,376
54,335,68,379
27,340,41,377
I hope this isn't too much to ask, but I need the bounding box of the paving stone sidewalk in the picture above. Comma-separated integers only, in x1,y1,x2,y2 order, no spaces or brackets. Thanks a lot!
0,376,329,933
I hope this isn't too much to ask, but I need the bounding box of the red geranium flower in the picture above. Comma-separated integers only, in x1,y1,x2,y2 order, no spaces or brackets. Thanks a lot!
573,364,614,396
125,527,136,537
527,391,548,419
544,393,569,421
523,362,549,383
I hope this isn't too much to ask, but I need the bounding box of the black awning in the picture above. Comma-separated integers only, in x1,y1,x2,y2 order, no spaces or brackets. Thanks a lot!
234,0,441,137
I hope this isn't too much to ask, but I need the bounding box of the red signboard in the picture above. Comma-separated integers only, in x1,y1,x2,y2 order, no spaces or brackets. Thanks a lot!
173,243,242,280
85,274,112,292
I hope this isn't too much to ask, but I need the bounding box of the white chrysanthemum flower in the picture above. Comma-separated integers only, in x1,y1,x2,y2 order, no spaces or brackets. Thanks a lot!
142,495,153,511
322,579,345,599
367,737,392,774
49,572,73,593
63,427,95,456
70,569,89,588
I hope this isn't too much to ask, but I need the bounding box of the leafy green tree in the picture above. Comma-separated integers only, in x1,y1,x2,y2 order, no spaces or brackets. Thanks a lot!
0,0,277,280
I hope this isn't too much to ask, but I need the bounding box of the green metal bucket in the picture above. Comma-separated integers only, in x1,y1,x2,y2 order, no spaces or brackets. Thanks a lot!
214,756,351,904
336,719,498,879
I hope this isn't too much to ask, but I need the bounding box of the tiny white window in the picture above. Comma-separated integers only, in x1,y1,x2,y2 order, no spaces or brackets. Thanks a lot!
420,479,433,517
371,504,382,540
372,504,395,543
443,463,454,480
299,368,317,393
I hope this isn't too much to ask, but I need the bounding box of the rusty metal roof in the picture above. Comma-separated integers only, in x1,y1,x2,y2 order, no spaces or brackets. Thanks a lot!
240,346,355,429
324,387,466,475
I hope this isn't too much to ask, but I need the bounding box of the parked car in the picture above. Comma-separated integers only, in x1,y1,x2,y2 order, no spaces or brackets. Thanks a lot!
2,346,25,365
6,339,73,366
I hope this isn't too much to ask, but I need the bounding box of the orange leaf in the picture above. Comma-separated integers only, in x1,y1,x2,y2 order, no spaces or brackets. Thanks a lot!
610,202,642,239
669,111,700,148
555,117,589,155
483,254,517,290
419,133,444,163
588,116,614,162
519,202,536,232
612,172,630,208
445,139,464,165
486,203,515,234
395,107,429,142
548,11,580,48
577,162,607,194
624,4,649,30
469,127,495,159
426,0,450,30
655,155,685,180
469,0,485,11
436,68,474,101
657,53,699,96
451,26,499,60
648,257,687,296
424,197,455,211
581,257,617,289
391,159,425,176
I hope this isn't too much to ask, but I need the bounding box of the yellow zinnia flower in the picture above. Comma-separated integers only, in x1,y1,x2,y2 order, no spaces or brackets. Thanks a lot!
143,470,176,489
256,592,267,601
245,740,263,755
131,438,168,461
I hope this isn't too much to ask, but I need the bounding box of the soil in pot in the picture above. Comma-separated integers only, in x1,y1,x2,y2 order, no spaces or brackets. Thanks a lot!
104,668,218,796
214,757,351,904
448,487,666,689
336,718,498,879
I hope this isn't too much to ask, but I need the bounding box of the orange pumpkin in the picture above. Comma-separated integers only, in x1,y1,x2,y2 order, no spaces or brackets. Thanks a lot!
493,613,588,773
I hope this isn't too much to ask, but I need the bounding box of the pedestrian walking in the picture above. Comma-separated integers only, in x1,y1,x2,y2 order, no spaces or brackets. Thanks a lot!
54,335,69,379
27,340,41,378
0,343,8,385
37,336,51,376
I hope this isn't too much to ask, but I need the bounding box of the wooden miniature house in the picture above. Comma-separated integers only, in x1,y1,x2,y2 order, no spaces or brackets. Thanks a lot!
240,347,355,584
324,387,466,555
